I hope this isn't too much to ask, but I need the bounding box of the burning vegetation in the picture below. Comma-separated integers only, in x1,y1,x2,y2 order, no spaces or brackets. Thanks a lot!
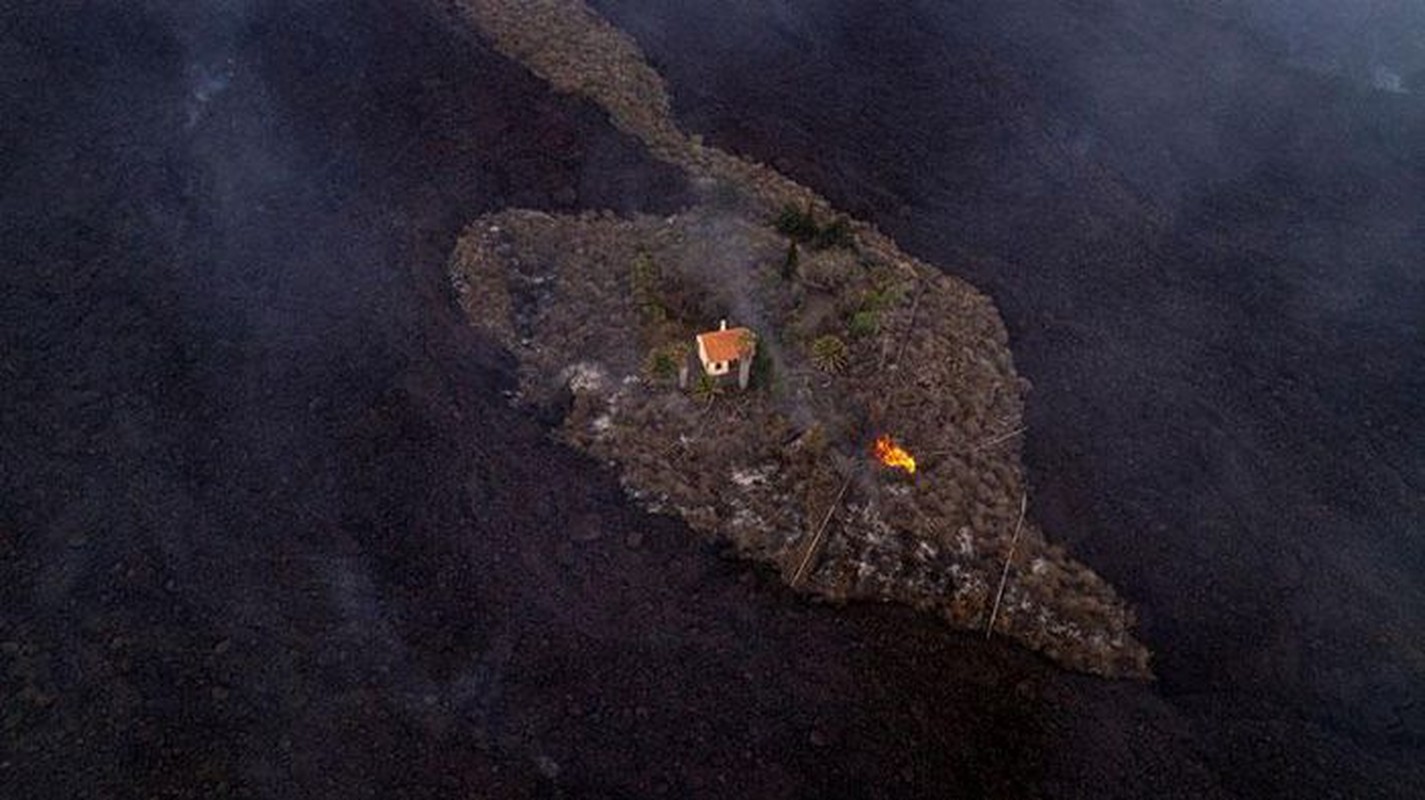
873,434,917,475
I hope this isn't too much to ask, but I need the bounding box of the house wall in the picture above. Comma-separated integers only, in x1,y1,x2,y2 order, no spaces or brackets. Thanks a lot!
697,338,730,375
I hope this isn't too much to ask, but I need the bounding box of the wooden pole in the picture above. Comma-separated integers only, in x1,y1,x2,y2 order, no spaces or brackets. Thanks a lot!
971,426,1025,452
790,473,853,587
985,493,1028,639
891,283,926,371
879,280,926,372
926,426,1026,458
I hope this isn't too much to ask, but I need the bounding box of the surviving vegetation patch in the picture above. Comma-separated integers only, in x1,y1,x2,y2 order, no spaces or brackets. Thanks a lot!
449,0,1151,678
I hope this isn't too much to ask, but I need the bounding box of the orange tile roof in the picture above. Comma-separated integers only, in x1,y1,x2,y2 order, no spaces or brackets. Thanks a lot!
698,327,755,363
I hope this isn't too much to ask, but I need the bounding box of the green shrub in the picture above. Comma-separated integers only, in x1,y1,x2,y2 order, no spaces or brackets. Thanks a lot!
630,250,659,293
848,309,880,339
865,261,901,290
860,282,902,312
689,372,722,402
775,204,820,241
775,206,855,251
643,347,680,383
630,251,664,323
813,216,854,250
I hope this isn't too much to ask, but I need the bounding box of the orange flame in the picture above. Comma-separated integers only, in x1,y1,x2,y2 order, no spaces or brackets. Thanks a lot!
873,434,917,475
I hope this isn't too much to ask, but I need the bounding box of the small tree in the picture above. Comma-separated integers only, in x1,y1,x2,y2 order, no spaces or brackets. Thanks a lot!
775,205,854,250
750,340,776,389
775,204,819,241
814,216,854,250
781,240,800,281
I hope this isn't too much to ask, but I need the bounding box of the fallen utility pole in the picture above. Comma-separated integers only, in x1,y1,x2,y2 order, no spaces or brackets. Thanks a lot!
971,426,1025,452
927,425,1027,458
790,472,853,587
985,493,1028,639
